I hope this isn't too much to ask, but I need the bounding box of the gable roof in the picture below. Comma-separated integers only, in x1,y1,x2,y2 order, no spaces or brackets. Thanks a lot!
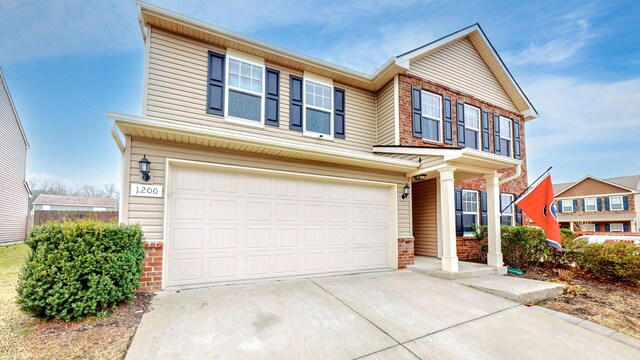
137,1,537,120
554,175,640,196
0,68,29,148
33,194,117,207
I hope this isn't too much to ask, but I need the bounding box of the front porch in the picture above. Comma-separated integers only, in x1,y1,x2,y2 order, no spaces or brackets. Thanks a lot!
376,146,524,275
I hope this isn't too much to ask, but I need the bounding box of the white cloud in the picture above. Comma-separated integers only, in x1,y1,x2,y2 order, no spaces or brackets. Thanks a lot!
503,16,591,66
524,76,640,182
0,0,140,63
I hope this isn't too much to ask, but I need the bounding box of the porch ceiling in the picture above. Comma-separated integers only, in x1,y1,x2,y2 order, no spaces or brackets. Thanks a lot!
108,112,420,173
373,146,522,179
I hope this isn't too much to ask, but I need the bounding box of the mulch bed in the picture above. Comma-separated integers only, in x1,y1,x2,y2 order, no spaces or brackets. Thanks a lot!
18,292,154,360
517,267,640,339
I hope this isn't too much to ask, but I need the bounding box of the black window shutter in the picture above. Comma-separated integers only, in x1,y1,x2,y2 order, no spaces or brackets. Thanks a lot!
481,110,490,152
514,120,521,159
605,197,610,210
456,101,465,147
481,191,488,225
411,87,422,138
605,224,610,232
581,199,585,212
206,51,225,116
289,75,303,131
623,196,630,210
624,223,630,232
264,67,280,127
572,200,577,211
443,97,453,144
455,189,463,236
557,200,563,213
597,198,602,211
516,205,523,225
334,87,345,139
595,224,600,232
493,114,501,154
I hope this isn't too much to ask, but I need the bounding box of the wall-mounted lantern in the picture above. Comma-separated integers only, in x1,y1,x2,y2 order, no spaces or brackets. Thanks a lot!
401,184,410,199
139,154,151,182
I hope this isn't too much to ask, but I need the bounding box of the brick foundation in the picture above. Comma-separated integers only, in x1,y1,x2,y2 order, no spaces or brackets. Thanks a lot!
456,237,483,261
140,241,163,292
398,237,415,268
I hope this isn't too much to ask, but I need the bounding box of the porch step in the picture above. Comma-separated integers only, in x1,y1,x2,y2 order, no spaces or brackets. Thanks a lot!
408,261,507,280
455,275,565,304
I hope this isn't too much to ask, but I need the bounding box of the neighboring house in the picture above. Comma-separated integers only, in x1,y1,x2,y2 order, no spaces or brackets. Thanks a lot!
0,68,30,244
32,194,117,212
554,175,639,233
108,2,537,291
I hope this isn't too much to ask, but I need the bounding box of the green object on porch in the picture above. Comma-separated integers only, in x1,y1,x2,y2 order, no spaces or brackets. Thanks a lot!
508,268,524,276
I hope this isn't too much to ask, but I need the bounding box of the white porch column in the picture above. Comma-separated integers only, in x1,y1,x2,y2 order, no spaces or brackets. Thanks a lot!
485,172,503,267
438,166,458,272
569,222,574,231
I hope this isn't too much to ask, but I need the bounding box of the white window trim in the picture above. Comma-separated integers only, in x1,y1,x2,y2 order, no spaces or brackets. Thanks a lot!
421,91,442,143
463,104,481,150
42,205,51,210
610,223,624,232
499,116,514,157
303,71,334,140
224,48,266,128
562,200,574,213
462,189,479,236
609,195,624,211
501,193,514,226
584,197,597,212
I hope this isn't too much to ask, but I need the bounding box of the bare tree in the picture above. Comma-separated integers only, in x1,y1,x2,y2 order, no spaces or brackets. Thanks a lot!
27,180,120,210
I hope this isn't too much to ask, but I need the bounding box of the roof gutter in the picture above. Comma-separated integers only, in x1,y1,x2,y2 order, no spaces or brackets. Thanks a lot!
110,119,125,153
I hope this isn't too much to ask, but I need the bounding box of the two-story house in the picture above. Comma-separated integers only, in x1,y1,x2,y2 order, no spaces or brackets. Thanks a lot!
0,68,30,244
554,175,639,233
109,2,537,291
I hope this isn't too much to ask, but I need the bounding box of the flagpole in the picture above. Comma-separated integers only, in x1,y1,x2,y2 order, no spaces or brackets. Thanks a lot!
500,166,553,213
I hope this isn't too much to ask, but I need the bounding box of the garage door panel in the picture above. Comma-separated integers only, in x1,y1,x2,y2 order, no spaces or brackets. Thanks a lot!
167,166,392,287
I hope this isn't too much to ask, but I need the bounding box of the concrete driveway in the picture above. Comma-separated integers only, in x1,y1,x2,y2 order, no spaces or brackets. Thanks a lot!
126,271,639,360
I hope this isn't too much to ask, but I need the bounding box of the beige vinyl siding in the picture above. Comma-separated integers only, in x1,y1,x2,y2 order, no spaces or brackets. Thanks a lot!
413,179,437,256
146,28,377,154
126,138,411,242
407,37,518,113
376,80,395,145
0,77,28,243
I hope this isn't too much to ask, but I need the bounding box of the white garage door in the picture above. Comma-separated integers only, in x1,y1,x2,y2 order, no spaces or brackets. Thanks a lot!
166,166,392,287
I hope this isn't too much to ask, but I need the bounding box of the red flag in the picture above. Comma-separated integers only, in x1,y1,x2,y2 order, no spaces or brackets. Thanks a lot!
515,173,562,249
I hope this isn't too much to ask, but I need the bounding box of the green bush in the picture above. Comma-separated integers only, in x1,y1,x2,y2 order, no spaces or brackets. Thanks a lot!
500,225,548,269
574,242,640,285
17,220,145,321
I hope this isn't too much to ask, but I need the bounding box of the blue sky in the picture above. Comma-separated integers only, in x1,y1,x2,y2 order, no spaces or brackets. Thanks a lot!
1,0,639,189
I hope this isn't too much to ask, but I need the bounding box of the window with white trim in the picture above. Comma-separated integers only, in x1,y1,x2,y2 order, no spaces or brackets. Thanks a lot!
462,190,479,236
610,223,624,232
584,197,597,212
500,193,514,226
225,51,265,124
421,91,442,142
499,117,513,157
581,223,596,232
304,74,333,137
464,104,481,150
562,200,573,213
610,196,623,211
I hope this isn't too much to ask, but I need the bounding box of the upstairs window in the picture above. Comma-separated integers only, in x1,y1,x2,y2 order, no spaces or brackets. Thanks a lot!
499,117,512,157
304,74,333,137
584,197,597,212
562,200,573,213
500,193,514,226
421,91,442,142
464,105,480,150
462,190,479,236
225,49,264,125
609,196,624,211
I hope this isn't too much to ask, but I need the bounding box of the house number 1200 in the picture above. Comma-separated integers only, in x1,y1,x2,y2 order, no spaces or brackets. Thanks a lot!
131,183,163,198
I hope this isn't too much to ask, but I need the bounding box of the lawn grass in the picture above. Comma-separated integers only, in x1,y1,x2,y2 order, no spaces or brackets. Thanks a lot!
0,243,152,360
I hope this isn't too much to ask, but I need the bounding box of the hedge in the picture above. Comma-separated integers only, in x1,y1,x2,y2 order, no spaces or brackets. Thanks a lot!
17,220,145,321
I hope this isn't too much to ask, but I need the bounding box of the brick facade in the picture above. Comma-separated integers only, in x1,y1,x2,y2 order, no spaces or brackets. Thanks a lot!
140,241,163,292
398,74,530,261
397,237,415,269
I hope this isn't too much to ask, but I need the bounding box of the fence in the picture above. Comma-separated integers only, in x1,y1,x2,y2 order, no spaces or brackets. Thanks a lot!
32,210,119,227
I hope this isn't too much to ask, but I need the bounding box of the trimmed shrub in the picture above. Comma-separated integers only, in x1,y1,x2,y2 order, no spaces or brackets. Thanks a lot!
574,242,640,285
17,220,145,321
500,225,548,269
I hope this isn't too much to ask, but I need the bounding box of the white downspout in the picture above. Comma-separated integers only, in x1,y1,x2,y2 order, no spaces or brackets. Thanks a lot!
499,162,521,185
